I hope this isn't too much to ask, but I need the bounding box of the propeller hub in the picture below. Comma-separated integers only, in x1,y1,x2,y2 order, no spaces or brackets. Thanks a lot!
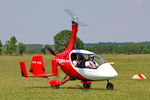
72,16,78,22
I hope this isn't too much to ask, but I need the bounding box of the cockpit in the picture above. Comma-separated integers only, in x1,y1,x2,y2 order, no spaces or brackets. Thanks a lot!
69,50,107,68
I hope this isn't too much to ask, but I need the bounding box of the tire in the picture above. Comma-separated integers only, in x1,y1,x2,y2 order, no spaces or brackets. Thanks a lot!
83,83,91,89
106,83,114,90
51,85,60,89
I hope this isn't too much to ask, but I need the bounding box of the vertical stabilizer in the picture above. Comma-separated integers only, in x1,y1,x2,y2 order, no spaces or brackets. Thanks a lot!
20,62,28,77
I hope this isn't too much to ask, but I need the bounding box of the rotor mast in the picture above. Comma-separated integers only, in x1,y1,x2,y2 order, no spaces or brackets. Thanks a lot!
64,17,78,52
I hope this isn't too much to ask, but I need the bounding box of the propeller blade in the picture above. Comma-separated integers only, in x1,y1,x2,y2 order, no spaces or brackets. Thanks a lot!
43,45,56,55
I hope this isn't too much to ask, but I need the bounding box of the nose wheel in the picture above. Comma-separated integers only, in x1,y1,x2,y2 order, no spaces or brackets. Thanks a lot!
106,80,114,90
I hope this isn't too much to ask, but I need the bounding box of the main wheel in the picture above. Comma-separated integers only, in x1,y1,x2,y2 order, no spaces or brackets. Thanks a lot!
83,83,91,89
51,85,60,89
106,83,114,90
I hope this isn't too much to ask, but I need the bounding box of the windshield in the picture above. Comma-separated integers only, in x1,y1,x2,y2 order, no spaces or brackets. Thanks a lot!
81,54,107,64
70,53,107,67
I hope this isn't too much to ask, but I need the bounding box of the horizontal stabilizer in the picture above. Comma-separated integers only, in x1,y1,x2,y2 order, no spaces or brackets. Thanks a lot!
19,55,58,78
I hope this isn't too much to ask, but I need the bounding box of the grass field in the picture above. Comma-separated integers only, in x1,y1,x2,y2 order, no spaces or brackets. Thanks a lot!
0,54,150,100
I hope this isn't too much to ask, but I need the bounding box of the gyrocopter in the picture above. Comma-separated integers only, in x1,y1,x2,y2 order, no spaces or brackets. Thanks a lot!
19,9,118,89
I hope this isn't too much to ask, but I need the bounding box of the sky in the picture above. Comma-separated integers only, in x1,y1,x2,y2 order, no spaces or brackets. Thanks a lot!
0,0,150,44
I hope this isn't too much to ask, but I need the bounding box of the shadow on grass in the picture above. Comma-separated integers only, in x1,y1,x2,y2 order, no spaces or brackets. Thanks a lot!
61,85,107,91
28,85,110,91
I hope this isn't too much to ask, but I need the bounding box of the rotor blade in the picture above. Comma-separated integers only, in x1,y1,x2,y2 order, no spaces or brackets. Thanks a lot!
77,20,88,26
64,9,76,18
64,9,88,26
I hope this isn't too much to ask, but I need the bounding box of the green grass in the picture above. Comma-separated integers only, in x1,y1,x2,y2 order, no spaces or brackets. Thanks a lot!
0,54,150,100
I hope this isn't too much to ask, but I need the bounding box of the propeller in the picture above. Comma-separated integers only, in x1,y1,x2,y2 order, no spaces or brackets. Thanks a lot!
42,45,56,55
64,9,87,26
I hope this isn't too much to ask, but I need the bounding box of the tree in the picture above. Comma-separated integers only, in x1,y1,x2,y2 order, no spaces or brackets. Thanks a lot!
76,38,84,49
54,30,84,53
142,45,150,54
0,40,2,55
18,43,26,55
6,36,17,55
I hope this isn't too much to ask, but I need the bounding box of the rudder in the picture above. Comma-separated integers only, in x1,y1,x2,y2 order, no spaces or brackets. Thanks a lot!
29,55,46,75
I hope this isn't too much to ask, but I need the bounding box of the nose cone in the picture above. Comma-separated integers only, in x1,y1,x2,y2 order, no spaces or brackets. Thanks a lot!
107,68,118,78
98,63,118,79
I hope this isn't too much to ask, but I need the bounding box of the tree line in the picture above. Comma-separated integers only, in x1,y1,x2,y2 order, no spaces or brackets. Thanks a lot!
54,30,150,55
0,36,26,55
0,30,84,55
85,43,150,54
1,31,150,55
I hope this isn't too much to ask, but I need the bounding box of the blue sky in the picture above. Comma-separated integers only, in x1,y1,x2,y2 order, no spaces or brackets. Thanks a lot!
0,0,150,44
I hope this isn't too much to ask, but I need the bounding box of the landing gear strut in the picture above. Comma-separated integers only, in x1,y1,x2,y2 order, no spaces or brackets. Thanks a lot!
48,77,72,89
106,80,114,90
